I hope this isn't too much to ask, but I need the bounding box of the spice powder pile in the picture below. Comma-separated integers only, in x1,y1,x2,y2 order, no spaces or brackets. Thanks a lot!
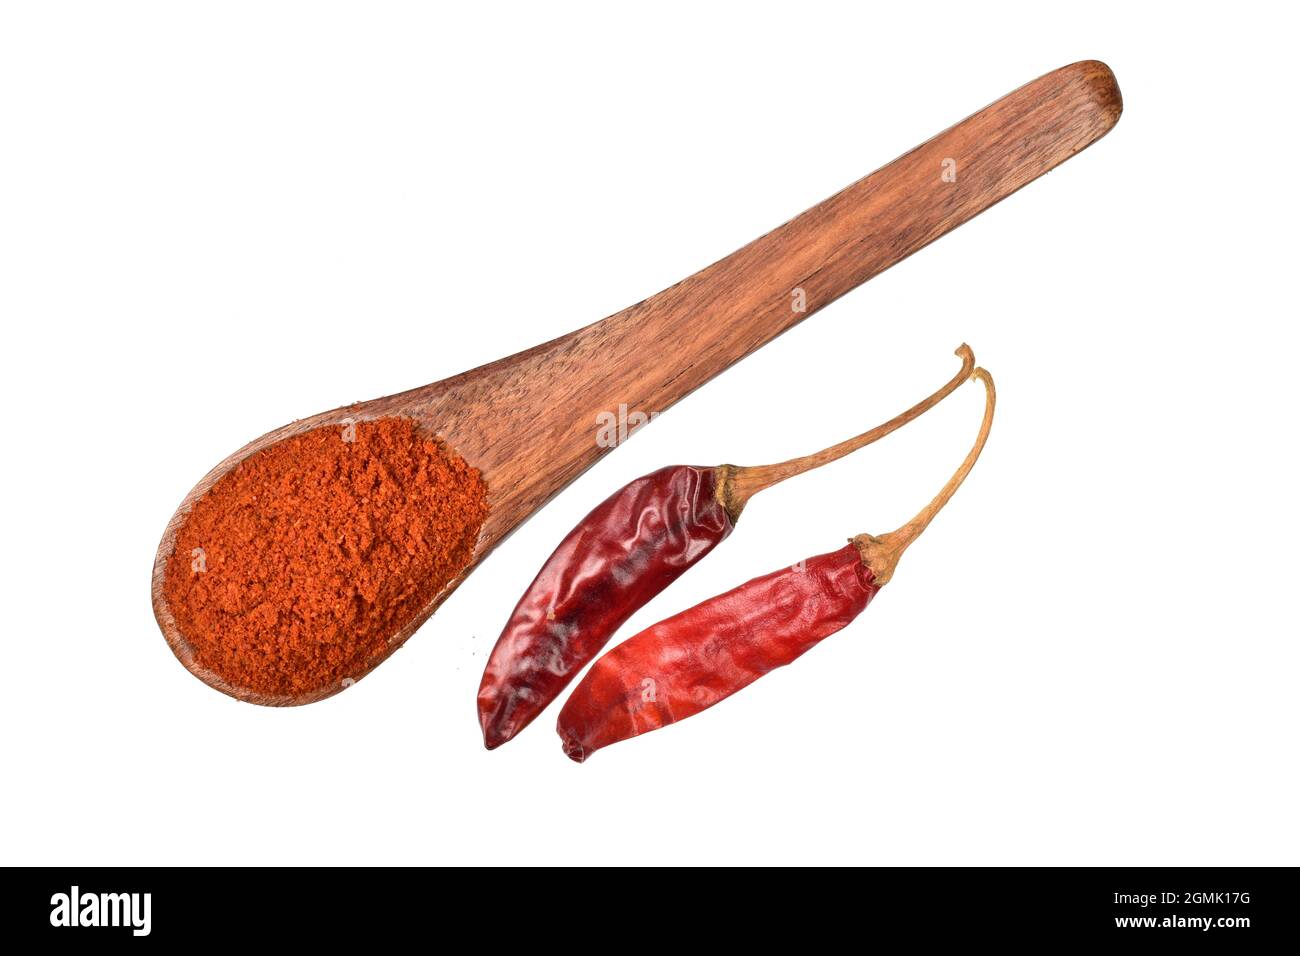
164,417,489,699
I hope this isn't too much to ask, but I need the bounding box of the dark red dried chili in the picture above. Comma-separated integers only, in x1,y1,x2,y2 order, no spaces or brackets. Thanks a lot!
479,464,729,748
556,367,996,762
478,347,976,749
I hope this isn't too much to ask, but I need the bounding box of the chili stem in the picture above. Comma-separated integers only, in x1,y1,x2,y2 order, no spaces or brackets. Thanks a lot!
854,366,995,585
717,345,975,521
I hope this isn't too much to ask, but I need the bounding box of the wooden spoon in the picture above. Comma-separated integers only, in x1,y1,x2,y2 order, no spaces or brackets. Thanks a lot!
153,60,1121,704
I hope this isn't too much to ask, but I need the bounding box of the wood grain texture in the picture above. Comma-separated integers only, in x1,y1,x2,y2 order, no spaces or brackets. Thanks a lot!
152,60,1121,704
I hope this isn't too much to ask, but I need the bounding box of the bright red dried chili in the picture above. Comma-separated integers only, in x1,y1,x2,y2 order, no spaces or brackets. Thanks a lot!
478,347,976,748
556,367,996,762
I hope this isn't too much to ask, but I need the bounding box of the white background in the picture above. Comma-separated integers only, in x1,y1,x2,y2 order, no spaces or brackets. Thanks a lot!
2,2,1296,866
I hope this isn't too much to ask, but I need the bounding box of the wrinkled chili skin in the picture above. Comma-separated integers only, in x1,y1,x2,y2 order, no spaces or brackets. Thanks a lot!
479,465,733,748
557,543,878,762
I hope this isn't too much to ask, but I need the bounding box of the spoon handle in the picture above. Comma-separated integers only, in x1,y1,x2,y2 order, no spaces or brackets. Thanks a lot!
450,61,1120,529
609,60,1121,380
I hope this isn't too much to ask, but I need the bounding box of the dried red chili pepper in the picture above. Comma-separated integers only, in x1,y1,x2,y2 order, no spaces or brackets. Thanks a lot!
556,366,995,762
478,347,975,748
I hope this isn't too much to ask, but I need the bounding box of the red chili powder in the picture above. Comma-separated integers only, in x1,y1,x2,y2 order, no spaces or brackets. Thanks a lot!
164,416,489,700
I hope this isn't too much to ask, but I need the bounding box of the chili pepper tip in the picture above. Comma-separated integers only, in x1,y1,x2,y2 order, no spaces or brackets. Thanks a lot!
561,738,587,763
